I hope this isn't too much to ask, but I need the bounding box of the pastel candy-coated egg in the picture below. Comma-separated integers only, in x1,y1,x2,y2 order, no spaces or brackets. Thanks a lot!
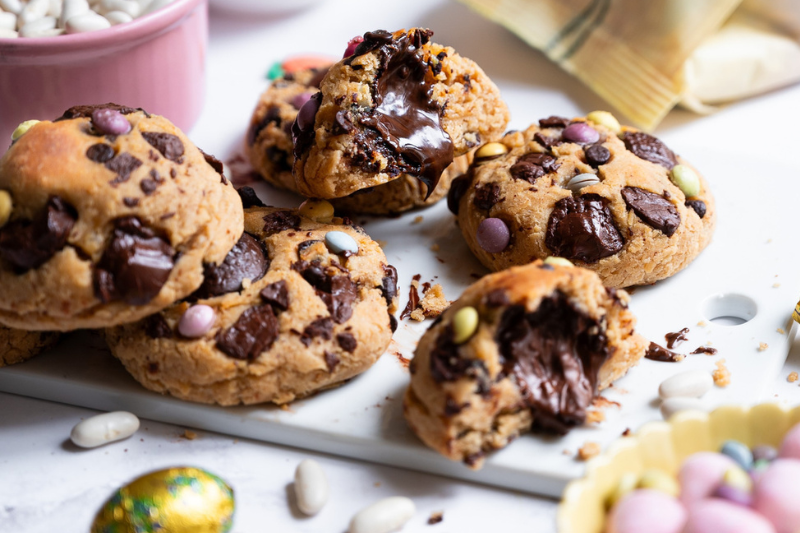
474,141,508,162
723,465,753,492
606,472,639,509
178,305,216,338
349,496,415,533
566,172,600,192
658,369,714,399
325,231,358,254
753,459,800,533
343,35,363,58
11,119,39,141
638,469,680,497
778,423,800,459
70,411,139,448
291,91,314,111
91,467,235,533
713,484,753,507
452,306,479,344
543,256,574,267
607,489,687,533
92,108,131,135
678,452,735,506
586,110,621,133
753,444,779,463
721,440,754,470
0,190,12,228
294,459,328,516
684,499,776,533
670,164,701,198
562,122,600,144
476,218,510,253
299,199,334,223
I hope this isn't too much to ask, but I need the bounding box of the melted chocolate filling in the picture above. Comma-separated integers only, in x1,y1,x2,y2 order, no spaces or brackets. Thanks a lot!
193,233,269,299
0,196,77,272
545,194,624,263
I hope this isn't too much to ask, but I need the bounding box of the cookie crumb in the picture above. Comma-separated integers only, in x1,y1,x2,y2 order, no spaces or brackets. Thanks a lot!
410,283,449,321
411,215,424,225
697,320,708,327
773,283,781,288
182,429,197,440
430,243,440,252
758,342,769,352
578,442,601,461
788,372,798,383
374,481,381,488
713,359,731,387
428,511,444,525
778,328,786,334
592,396,621,409
562,449,572,456
622,428,632,437
586,410,606,424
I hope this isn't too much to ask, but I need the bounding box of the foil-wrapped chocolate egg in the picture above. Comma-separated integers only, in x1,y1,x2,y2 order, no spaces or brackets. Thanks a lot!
91,467,234,533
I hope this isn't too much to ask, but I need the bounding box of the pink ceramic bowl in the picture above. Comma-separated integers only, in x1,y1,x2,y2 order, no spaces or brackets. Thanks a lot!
0,0,207,143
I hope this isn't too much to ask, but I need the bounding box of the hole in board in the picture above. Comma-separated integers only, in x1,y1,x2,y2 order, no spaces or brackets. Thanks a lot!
701,293,757,326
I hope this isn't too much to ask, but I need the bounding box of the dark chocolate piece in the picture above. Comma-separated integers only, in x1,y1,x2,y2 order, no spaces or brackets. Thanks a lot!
472,182,503,211
495,293,610,434
645,342,684,362
106,153,142,185
86,143,115,163
484,288,509,308
400,275,420,320
510,152,561,184
685,199,707,219
247,106,282,146
194,233,269,299
123,197,140,207
260,280,289,310
429,325,488,390
622,131,677,170
324,351,340,372
216,305,279,360
621,187,680,237
301,317,334,346
665,327,689,349
336,332,357,352
263,211,301,235
533,132,561,150
389,313,398,332
446,173,471,215
690,346,718,355
145,314,172,339
309,66,330,88
294,260,358,323
539,116,570,128
545,194,624,263
290,92,322,160
381,265,398,305
0,196,77,272
237,186,266,208
93,217,174,305
584,144,610,167
140,178,158,195
141,132,184,163
57,103,143,120
199,149,225,183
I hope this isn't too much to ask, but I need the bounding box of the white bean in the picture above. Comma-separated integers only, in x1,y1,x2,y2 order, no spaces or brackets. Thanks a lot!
47,0,62,18
0,11,16,29
65,10,109,32
29,26,64,36
658,370,714,399
0,0,23,15
104,9,130,24
19,0,51,28
19,15,57,36
143,0,173,15
99,0,138,17
349,497,415,533
0,27,18,37
660,397,707,420
293,459,329,516
70,411,140,448
59,0,89,27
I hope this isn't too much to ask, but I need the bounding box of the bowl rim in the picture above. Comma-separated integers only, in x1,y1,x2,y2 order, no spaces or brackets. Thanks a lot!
0,0,205,51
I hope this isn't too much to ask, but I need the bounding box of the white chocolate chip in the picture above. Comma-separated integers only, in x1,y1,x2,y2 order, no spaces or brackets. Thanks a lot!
349,497,416,533
0,11,17,30
293,459,329,516
658,370,714,399
65,10,110,32
70,411,140,448
104,9,131,23
19,15,57,36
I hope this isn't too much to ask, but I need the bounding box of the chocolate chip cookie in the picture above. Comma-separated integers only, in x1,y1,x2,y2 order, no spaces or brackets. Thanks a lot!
292,28,510,200
0,104,243,331
449,115,716,288
0,326,59,367
246,65,473,214
403,261,647,468
104,200,399,406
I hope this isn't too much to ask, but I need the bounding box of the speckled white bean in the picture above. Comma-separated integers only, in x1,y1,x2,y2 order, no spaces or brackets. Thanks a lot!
18,0,51,28
0,27,18,37
660,397,707,420
104,9,131,23
658,370,714,399
349,497,416,533
19,16,57,36
60,0,90,27
99,0,139,17
0,0,23,15
70,411,140,448
293,459,328,516
0,11,16,30
65,10,110,32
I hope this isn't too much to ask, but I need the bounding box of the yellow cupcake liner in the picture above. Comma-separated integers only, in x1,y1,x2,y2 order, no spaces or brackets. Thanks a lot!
557,403,800,533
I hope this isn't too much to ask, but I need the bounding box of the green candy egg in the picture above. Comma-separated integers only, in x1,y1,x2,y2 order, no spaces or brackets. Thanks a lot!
670,164,701,198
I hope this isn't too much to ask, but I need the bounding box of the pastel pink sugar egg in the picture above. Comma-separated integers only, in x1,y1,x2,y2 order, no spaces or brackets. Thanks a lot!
607,489,687,533
778,423,800,460
678,452,735,506
753,459,800,533
684,499,776,533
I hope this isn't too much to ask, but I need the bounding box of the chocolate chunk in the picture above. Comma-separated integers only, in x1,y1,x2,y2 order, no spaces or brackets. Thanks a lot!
333,110,354,135
622,131,677,170
484,289,509,308
247,106,282,146
381,265,398,305
58,103,142,120
260,280,289,310
645,342,684,362
495,293,610,434
194,233,269,299
297,240,321,256
584,144,610,167
533,132,561,150
510,152,560,184
140,178,158,195
400,278,420,320
324,351,340,372
199,149,225,182
141,132,184,163
473,182,503,211
546,194,624,263
237,186,265,208
621,187,680,237
389,313,398,332
294,260,327,288
447,173,471,215
301,317,334,346
665,327,689,349
0,196,77,272
429,326,490,392
123,197,140,207
216,305,279,360
93,217,174,305
263,211,301,235
685,199,707,219
444,397,468,416
539,116,570,128
336,332,357,352
347,29,453,198
106,153,143,186
145,314,172,339
691,346,718,355
319,276,357,324
290,92,322,160
309,67,330,88
86,143,115,163
266,146,292,173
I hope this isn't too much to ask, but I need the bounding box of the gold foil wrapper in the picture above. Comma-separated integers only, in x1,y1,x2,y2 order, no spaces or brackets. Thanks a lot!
792,300,800,324
91,467,234,533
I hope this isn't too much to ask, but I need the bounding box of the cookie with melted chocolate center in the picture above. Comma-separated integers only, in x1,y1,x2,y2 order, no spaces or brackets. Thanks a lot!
453,116,716,288
403,261,648,468
105,206,399,406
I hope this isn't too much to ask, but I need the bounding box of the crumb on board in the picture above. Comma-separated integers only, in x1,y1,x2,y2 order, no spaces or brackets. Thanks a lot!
374,481,381,488
697,320,708,327
586,410,606,424
778,328,786,334
428,511,444,525
409,283,450,321
411,215,424,225
759,342,769,352
592,396,621,409
562,449,572,456
430,243,440,252
578,442,601,461
788,372,799,383
622,428,632,437
182,429,197,440
713,359,731,387
773,283,781,288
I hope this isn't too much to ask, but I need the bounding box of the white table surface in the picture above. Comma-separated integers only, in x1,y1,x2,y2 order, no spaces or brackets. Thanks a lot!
3,0,800,531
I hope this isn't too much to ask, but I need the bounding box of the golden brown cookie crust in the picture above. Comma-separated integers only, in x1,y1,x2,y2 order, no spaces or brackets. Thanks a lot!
0,326,59,367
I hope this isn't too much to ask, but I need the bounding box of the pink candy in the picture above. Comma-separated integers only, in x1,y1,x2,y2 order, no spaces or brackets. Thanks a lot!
291,92,313,111
178,305,216,338
344,35,364,58
607,489,687,533
753,459,800,533
476,218,510,253
91,108,131,136
678,452,736,506
778,424,800,460
562,122,600,144
684,499,776,533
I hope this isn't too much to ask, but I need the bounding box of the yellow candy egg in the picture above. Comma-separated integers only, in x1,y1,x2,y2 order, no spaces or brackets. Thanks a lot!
637,468,680,497
11,120,40,142
452,306,479,344
299,199,335,223
91,467,235,533
792,300,799,324
586,110,621,133
474,142,508,163
543,256,574,267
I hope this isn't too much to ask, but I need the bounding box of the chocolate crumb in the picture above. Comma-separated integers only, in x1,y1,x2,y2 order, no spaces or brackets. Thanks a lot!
336,332,357,353
665,327,689,349
260,280,289,310
141,132,184,163
428,511,444,525
324,351,340,372
645,342,684,362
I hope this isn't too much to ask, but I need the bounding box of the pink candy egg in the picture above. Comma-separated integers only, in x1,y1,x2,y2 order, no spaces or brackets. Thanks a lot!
684,499,776,533
607,489,687,533
178,305,216,338
753,459,800,533
678,452,735,506
778,423,800,460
